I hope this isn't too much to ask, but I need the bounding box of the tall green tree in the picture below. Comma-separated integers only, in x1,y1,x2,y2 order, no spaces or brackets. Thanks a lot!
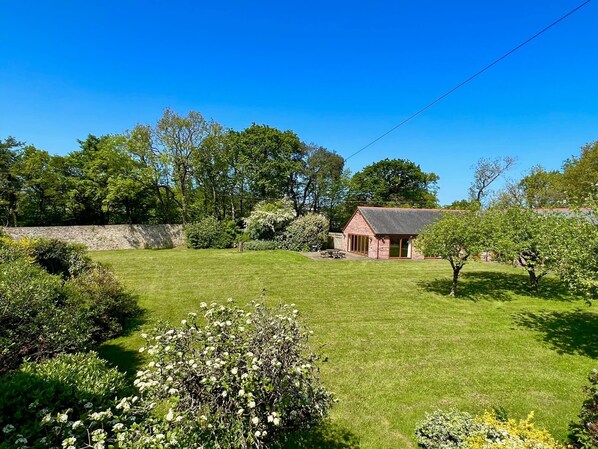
349,158,439,208
416,211,485,296
14,145,69,225
563,140,598,206
0,137,23,226
155,109,212,224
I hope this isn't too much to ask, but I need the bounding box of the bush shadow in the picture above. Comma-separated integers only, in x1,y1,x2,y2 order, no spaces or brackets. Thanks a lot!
280,421,361,449
419,270,572,302
513,309,598,358
98,343,146,379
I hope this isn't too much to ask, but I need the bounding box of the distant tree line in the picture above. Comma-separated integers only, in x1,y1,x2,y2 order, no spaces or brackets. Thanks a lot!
0,108,440,229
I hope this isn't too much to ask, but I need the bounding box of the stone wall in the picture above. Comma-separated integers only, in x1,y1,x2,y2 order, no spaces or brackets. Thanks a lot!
2,224,184,251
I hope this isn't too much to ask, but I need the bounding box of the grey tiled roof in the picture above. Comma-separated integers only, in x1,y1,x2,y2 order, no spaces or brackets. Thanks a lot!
357,207,448,235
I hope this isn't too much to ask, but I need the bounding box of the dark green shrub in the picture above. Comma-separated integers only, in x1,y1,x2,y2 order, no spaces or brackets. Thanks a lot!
0,260,92,373
185,216,235,249
65,264,141,343
0,352,128,449
28,238,92,278
570,369,598,448
243,239,281,251
282,213,329,251
415,409,484,449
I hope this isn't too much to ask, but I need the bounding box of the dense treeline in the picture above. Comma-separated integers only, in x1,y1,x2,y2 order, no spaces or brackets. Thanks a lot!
0,109,441,230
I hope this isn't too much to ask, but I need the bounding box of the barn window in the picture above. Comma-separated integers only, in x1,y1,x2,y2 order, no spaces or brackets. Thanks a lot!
348,234,369,256
389,237,410,258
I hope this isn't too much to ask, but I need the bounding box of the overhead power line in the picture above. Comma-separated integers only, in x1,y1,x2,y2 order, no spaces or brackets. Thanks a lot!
344,0,593,162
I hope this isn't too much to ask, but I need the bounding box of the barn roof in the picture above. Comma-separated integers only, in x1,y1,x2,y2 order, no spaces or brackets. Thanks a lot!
356,207,450,235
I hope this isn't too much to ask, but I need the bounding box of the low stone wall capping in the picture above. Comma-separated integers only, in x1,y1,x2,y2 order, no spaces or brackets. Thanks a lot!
2,224,184,251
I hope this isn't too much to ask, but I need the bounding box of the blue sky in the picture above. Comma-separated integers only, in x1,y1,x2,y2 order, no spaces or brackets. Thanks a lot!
1,1,597,205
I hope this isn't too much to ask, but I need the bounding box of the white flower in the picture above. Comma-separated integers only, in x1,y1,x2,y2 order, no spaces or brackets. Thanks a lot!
141,333,148,338
166,409,174,421
221,391,228,398
237,408,244,415
273,417,280,426
262,430,268,437
231,367,238,375
2,424,15,433
248,401,256,408
181,319,187,325
238,389,245,396
58,413,69,423
252,416,259,425
113,422,124,431
200,302,208,308
72,420,82,429
254,431,261,437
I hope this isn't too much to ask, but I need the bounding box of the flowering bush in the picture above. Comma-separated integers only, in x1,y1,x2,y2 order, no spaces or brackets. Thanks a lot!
569,368,598,448
0,352,128,449
282,213,329,251
244,199,296,240
136,300,333,448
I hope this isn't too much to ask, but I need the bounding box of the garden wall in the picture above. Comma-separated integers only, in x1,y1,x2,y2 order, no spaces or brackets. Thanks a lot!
2,224,184,250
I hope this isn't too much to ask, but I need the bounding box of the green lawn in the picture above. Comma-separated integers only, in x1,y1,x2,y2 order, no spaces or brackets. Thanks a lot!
92,249,598,449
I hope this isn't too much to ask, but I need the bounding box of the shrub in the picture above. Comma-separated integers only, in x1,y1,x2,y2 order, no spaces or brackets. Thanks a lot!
185,216,235,249
0,236,31,263
135,300,333,448
0,352,128,449
282,213,329,251
569,369,598,448
0,260,92,373
244,198,296,240
468,411,563,449
243,240,281,251
415,409,484,449
28,238,92,278
65,264,141,343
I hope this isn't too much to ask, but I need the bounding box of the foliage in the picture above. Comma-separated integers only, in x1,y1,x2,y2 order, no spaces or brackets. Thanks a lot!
27,238,92,278
415,409,484,449
563,140,598,206
0,260,91,373
467,411,563,449
64,264,140,343
555,210,598,302
243,198,296,240
415,210,486,296
0,352,128,449
485,208,568,292
349,158,439,208
184,216,236,249
243,240,282,251
135,300,333,448
282,213,329,251
569,369,598,448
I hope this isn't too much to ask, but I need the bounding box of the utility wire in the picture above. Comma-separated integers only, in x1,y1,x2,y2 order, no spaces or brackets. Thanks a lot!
344,0,593,161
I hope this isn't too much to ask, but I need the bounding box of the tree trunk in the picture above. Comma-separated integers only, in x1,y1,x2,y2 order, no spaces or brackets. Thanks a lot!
450,267,461,297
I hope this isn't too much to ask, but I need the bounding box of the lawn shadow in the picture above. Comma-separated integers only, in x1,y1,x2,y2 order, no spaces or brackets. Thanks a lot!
513,309,598,358
98,343,146,379
419,270,572,302
98,306,148,377
280,421,360,449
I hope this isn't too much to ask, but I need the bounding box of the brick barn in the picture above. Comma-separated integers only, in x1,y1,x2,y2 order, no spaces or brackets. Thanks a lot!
342,207,447,259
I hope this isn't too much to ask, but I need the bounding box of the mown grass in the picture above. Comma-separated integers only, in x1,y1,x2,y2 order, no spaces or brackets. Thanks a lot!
92,249,598,448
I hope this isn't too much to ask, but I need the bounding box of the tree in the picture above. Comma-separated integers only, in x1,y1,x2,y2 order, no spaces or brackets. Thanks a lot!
155,108,212,224
519,166,566,208
485,207,567,292
562,140,598,206
415,211,485,296
0,137,23,226
14,145,69,225
349,158,439,208
469,156,516,205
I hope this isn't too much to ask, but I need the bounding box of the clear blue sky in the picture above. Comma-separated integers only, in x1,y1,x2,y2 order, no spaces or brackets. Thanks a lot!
1,1,597,205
